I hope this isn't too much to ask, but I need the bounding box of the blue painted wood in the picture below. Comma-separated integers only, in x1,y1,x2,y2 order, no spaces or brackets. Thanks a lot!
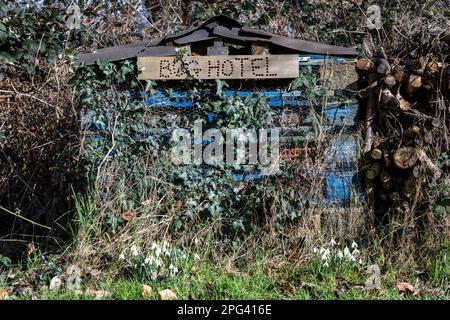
324,172,359,204
141,90,357,125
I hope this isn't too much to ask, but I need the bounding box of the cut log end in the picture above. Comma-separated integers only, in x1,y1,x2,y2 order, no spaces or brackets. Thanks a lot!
394,147,418,169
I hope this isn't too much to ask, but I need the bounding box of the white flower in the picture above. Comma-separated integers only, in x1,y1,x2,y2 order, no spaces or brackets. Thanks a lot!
155,247,161,257
194,253,200,260
194,238,199,245
119,253,125,260
358,258,363,264
349,255,356,262
323,261,329,268
313,247,318,254
337,250,343,259
173,267,178,274
351,241,358,249
352,248,360,256
321,253,329,261
130,245,139,257
151,242,158,250
330,239,337,246
319,247,325,254
343,247,350,257
144,257,153,265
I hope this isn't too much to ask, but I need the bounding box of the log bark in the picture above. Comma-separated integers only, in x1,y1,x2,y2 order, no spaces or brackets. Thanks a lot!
366,162,382,179
417,149,442,179
396,86,410,110
380,88,397,105
364,72,378,154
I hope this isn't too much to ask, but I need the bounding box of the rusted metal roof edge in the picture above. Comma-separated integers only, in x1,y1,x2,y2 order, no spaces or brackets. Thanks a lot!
75,38,163,66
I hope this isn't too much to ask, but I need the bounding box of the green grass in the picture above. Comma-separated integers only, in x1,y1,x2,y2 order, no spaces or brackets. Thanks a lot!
3,256,445,300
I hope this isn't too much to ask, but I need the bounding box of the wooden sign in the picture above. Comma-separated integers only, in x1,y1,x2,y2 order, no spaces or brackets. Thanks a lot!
137,55,299,80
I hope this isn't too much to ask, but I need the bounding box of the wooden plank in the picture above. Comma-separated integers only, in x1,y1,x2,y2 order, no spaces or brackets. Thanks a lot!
137,54,299,80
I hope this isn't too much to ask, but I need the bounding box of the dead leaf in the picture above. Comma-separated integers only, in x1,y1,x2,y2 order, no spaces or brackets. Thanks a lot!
225,260,236,276
27,243,35,256
142,284,153,298
0,289,9,299
159,289,177,300
122,210,136,221
86,289,112,300
49,276,63,291
140,199,152,206
397,282,415,293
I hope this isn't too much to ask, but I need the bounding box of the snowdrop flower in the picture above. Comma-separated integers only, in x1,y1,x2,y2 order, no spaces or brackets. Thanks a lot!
351,241,358,249
313,247,318,254
330,239,337,246
343,247,350,257
155,247,161,257
151,242,158,250
130,245,139,257
349,255,356,262
119,253,125,260
323,261,329,268
319,247,325,254
352,248,360,256
337,250,343,259
194,253,200,260
321,253,329,261
144,257,153,265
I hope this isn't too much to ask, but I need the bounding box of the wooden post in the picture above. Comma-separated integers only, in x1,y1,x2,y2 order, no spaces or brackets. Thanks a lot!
364,71,378,226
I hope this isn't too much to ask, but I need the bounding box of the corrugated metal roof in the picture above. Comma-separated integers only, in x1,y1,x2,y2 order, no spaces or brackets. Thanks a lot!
77,15,357,65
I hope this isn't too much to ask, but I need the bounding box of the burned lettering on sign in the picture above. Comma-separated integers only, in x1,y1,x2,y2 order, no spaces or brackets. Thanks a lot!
138,55,299,80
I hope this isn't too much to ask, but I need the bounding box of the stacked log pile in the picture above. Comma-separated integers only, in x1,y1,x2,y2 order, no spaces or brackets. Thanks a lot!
357,56,449,218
